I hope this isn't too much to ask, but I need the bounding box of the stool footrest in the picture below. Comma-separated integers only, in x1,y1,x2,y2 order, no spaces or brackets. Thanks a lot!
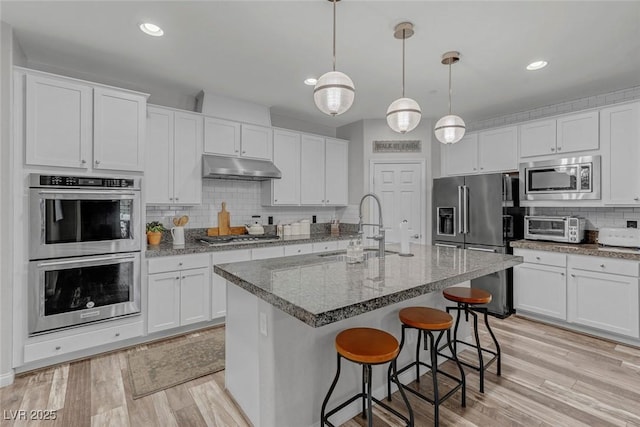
438,340,499,372
324,393,411,427
394,360,463,406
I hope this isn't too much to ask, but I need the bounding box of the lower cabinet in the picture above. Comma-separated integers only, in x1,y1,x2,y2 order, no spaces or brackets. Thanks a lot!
211,249,251,319
513,263,567,320
147,255,211,333
568,256,640,338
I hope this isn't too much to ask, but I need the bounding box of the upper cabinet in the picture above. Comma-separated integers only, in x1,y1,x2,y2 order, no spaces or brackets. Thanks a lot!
602,102,640,205
22,70,148,172
203,117,272,160
442,126,517,176
300,134,325,204
146,106,203,205
324,138,349,206
520,111,599,158
262,129,301,206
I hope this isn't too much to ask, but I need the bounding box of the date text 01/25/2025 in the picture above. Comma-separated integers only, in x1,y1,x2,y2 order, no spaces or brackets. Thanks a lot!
3,410,57,421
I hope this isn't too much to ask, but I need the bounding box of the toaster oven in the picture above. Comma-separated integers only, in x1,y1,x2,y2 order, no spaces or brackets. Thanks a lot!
524,216,586,243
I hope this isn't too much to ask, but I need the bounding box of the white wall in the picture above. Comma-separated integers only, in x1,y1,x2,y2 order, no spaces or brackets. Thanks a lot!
270,113,336,138
0,21,15,386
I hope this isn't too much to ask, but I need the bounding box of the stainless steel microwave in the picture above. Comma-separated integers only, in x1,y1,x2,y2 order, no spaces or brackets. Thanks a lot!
519,155,600,201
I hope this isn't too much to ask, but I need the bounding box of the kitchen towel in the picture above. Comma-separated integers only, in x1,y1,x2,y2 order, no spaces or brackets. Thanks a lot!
399,220,410,255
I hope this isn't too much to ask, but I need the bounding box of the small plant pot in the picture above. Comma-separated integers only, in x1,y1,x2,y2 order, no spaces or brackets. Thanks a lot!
147,231,162,245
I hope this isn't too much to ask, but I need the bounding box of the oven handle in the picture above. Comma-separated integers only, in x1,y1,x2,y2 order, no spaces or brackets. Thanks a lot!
36,253,137,267
37,189,138,196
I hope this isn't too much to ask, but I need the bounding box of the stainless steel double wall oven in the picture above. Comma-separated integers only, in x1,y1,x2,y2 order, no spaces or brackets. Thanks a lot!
28,174,142,335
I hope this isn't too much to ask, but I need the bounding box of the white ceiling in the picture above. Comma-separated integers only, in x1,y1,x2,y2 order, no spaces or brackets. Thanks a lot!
2,1,639,128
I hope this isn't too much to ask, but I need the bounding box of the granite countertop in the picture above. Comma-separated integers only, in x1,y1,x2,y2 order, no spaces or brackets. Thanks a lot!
145,232,360,258
510,240,640,261
214,244,523,327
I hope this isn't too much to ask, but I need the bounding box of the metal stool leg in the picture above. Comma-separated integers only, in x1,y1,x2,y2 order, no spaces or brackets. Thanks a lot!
390,359,414,427
446,328,466,408
415,328,422,383
388,325,407,401
466,305,486,393
361,364,367,419
365,364,373,427
429,331,441,427
482,307,502,376
321,353,342,426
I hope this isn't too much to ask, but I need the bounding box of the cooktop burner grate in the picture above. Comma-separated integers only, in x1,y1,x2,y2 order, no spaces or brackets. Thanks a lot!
200,234,280,245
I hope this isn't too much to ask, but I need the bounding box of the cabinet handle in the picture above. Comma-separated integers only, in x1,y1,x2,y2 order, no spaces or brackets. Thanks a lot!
235,150,239,153
178,262,183,266
550,148,555,152
570,274,575,277
635,197,639,201
55,346,61,350
535,256,541,260
557,147,562,151
81,159,86,165
560,272,565,276
175,276,180,280
473,167,477,171
95,160,101,165
175,197,179,201
242,151,246,154
480,167,484,170
274,199,278,202
297,249,301,253
326,199,330,203
600,264,605,268
115,332,120,337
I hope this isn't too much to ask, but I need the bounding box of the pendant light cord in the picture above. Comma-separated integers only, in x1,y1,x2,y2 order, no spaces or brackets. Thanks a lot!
332,0,336,71
448,62,452,115
402,29,405,97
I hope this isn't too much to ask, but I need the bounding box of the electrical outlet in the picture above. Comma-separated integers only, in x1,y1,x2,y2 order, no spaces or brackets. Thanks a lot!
627,220,637,229
259,312,268,336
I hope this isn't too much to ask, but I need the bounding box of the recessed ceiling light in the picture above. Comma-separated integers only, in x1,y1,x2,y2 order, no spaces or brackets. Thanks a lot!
526,60,548,71
139,22,164,37
304,78,318,86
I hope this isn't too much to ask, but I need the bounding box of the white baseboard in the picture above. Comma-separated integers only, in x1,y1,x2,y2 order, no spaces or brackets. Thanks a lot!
0,369,15,387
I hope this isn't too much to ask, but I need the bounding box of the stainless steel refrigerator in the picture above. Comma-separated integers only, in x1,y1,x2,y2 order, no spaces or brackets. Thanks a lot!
432,173,524,317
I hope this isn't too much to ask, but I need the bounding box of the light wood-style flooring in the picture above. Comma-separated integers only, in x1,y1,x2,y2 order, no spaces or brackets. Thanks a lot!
2,316,640,427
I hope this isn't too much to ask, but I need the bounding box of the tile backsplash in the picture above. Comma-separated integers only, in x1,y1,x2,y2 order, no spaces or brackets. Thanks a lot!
146,179,358,228
530,207,640,230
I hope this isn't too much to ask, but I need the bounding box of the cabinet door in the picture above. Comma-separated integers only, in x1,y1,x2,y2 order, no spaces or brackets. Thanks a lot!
519,119,556,158
145,107,174,204
180,267,211,326
284,244,314,256
602,102,640,204
556,111,599,154
173,112,203,205
204,117,240,156
513,263,567,320
148,272,180,333
477,126,518,173
272,130,301,205
25,74,92,168
324,138,349,205
300,134,326,205
93,87,146,171
443,133,478,175
568,269,639,338
251,246,284,260
241,124,273,160
211,250,251,319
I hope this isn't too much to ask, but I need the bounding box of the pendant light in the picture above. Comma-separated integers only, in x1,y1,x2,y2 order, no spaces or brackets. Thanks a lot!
387,22,421,134
314,0,355,116
434,51,466,144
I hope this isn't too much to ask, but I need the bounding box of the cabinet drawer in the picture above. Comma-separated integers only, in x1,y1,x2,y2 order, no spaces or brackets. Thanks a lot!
24,321,143,363
148,253,210,274
568,255,640,277
514,249,566,267
313,241,339,253
284,244,313,256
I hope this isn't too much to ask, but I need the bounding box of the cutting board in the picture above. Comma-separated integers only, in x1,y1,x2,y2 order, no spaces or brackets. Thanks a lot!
218,202,231,235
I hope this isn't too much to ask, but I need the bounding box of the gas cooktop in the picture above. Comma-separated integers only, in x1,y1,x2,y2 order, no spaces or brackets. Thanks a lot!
200,234,281,246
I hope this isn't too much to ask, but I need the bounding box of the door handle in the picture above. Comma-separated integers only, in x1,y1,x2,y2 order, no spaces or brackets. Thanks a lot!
457,186,463,234
413,234,420,239
463,185,469,234
435,243,460,248
467,247,497,253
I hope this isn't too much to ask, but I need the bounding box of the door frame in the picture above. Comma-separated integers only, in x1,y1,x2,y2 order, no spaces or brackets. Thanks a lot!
369,159,427,245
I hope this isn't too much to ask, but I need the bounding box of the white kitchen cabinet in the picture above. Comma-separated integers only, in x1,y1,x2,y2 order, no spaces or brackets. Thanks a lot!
25,73,92,169
477,126,518,173
251,246,285,260
146,106,203,205
147,254,210,333
443,133,478,176
203,117,272,160
519,111,598,158
602,102,640,205
23,70,147,171
211,249,251,319
568,255,640,338
324,138,349,206
93,87,146,171
262,129,301,206
513,249,567,320
312,241,339,253
300,134,325,205
284,244,314,256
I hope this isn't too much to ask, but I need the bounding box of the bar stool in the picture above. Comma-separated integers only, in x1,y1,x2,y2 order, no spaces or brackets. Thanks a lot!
387,307,466,427
321,327,414,427
442,287,501,393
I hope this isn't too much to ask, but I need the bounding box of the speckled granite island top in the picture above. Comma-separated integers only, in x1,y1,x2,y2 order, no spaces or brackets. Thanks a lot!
214,244,523,327
511,240,640,261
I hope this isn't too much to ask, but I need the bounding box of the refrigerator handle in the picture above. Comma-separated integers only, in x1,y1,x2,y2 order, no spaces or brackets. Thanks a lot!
467,246,497,253
463,185,470,234
457,186,464,234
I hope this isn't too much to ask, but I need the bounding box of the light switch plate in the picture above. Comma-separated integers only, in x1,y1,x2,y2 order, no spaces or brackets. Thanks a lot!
259,312,267,336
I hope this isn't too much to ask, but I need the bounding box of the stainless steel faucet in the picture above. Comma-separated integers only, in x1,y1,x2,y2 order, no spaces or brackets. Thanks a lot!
358,193,386,259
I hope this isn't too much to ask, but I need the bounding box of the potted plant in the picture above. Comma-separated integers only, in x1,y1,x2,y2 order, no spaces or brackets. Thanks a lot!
146,221,166,245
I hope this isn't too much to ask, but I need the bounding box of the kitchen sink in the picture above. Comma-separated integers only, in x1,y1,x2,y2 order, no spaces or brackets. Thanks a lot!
318,248,398,262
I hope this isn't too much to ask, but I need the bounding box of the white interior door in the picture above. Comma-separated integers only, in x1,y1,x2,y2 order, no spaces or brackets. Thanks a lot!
371,162,423,244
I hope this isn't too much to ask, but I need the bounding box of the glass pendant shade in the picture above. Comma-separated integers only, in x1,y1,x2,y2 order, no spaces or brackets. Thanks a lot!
313,71,355,116
386,97,421,134
434,114,466,144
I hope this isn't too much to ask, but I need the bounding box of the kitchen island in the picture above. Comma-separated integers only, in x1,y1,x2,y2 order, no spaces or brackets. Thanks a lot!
214,244,522,427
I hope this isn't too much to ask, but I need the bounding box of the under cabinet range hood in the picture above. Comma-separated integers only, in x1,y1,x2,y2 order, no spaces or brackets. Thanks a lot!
202,155,282,181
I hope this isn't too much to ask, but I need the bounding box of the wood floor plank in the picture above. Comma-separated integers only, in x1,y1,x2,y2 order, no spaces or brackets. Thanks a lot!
189,380,249,427
173,404,208,427
150,392,179,427
47,365,69,411
59,360,91,427
90,405,130,427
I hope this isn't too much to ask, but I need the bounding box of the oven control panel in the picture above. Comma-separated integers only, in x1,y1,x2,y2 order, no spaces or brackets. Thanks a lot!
33,175,138,189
